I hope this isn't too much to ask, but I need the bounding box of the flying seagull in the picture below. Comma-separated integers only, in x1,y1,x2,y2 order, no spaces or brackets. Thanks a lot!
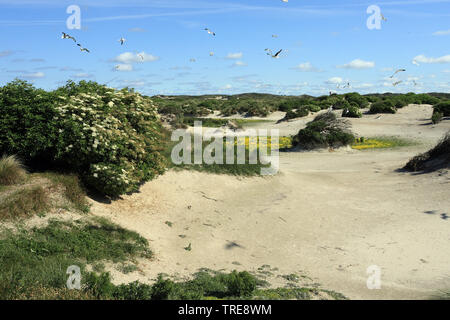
77,44,90,53
61,32,76,42
265,48,283,58
390,69,406,78
118,37,126,45
204,28,215,36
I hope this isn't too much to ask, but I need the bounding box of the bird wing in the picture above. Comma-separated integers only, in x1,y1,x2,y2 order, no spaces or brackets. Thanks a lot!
274,49,282,57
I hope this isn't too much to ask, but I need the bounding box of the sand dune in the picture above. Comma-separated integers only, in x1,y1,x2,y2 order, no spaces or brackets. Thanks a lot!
90,104,450,299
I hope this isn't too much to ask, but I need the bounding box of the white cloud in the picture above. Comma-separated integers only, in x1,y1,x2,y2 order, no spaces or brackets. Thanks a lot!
292,62,320,72
20,72,45,79
432,29,450,36
337,59,375,69
226,52,243,60
221,84,232,90
72,73,93,78
412,54,450,65
114,64,133,72
326,77,343,84
0,50,13,58
114,52,159,64
232,61,247,67
129,27,147,32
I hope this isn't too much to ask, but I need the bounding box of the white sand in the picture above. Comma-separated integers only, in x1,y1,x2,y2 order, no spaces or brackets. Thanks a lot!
90,104,450,300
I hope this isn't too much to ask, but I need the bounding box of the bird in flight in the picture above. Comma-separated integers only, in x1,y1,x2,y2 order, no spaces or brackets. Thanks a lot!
204,28,216,36
209,52,214,56
265,48,283,58
77,44,90,53
390,69,406,78
190,58,196,62
61,32,76,42
138,53,144,61
380,13,387,22
272,34,278,38
393,81,402,86
118,37,126,45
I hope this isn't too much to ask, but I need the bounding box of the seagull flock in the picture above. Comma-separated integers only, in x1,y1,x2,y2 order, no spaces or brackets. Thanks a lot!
60,2,418,91
62,32,89,53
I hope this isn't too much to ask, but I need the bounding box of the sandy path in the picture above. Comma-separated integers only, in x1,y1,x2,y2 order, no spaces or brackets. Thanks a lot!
90,105,450,300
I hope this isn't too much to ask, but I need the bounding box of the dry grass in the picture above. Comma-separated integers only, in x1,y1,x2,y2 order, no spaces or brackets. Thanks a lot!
404,131,450,172
0,186,50,220
0,155,26,185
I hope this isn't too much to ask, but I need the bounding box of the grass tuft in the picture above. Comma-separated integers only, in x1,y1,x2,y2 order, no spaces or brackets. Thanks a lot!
0,155,27,185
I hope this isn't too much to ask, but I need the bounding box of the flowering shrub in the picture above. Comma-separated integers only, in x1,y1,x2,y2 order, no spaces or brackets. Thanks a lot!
0,80,166,198
53,82,166,197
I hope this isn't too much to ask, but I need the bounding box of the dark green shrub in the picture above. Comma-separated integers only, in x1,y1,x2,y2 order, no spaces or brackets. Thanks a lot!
226,271,257,297
432,112,443,124
434,101,450,117
344,93,369,109
369,100,397,114
342,105,362,118
0,80,59,163
293,112,355,149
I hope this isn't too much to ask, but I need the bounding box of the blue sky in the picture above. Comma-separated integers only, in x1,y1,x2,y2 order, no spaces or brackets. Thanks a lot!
0,0,449,96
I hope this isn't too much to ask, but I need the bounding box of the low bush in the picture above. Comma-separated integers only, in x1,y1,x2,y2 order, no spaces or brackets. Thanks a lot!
432,112,443,124
404,131,450,171
0,155,26,185
342,104,362,118
0,80,167,198
369,100,397,114
293,112,355,149
433,101,450,117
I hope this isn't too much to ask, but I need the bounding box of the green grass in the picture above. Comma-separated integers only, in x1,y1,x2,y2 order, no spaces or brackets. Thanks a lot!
182,117,273,128
0,217,151,299
163,139,270,176
0,218,346,300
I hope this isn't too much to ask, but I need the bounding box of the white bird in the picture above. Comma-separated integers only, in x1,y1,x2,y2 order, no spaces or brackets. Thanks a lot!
204,28,215,36
77,44,90,53
390,69,406,78
118,37,126,45
265,48,283,58
328,105,333,112
61,32,76,42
